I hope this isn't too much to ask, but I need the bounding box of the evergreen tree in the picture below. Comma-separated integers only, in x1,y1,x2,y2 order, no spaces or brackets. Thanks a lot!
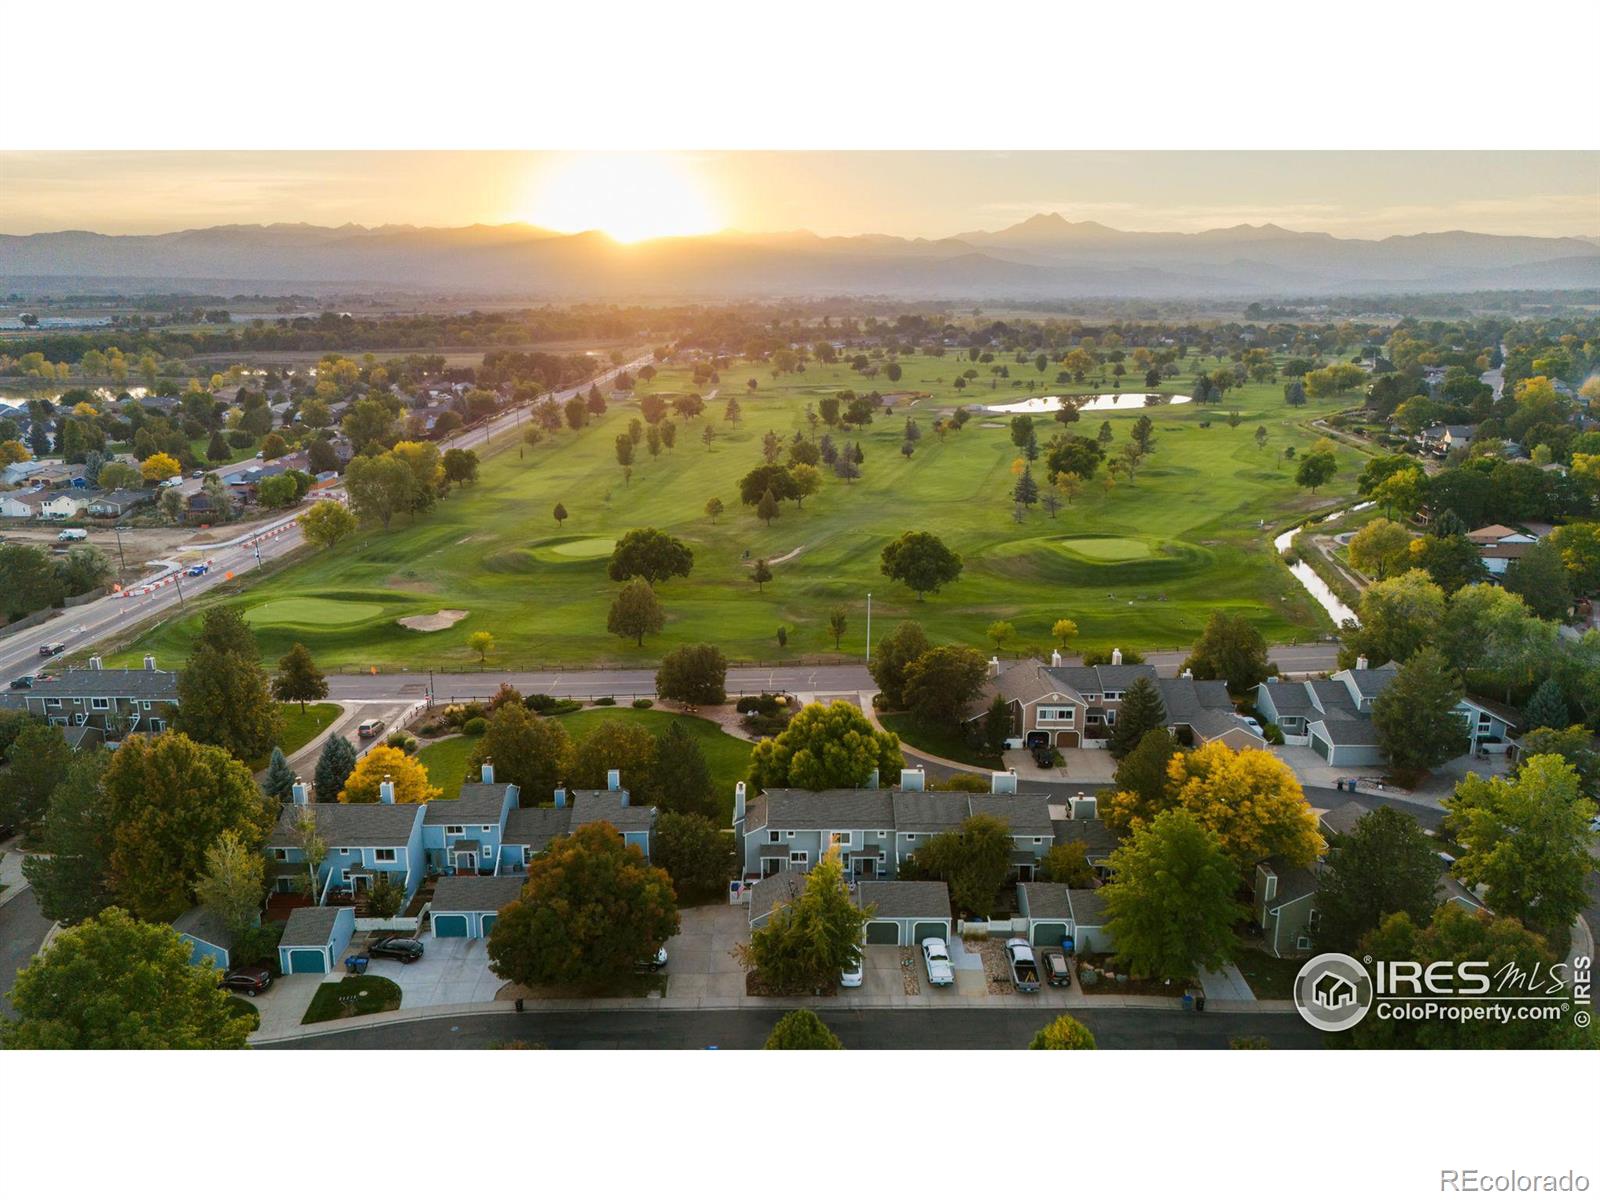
262,747,295,803
1521,678,1569,731
313,733,358,803
176,608,280,762
1372,647,1466,775
653,721,716,819
1314,807,1443,954
1107,676,1168,759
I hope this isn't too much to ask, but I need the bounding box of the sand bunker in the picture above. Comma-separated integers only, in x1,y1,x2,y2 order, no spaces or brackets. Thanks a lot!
397,609,468,632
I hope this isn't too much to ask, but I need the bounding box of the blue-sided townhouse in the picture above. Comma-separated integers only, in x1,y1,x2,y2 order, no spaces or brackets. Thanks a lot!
264,777,427,908
420,760,520,876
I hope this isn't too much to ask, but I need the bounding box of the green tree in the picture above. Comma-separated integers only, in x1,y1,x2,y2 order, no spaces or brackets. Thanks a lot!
568,719,658,797
313,733,357,803
442,447,479,487
1412,533,1488,595
1039,841,1096,887
1106,676,1167,759
879,530,963,599
983,692,1013,755
21,749,114,925
192,828,266,938
1028,1014,1097,1050
655,643,728,705
344,452,418,529
756,488,780,526
1446,754,1595,940
467,705,574,797
751,558,773,591
1051,618,1079,650
102,732,276,922
262,747,296,803
902,645,989,727
1518,725,1600,797
1,908,254,1050
765,1008,844,1050
748,701,902,792
1372,647,1466,775
870,621,931,709
739,852,869,993
297,498,357,550
607,577,665,647
1503,541,1574,620
1181,611,1271,692
1521,678,1569,731
1111,727,1180,810
1101,809,1242,981
176,607,281,762
271,642,328,712
0,722,73,832
986,620,1015,652
553,502,568,526
904,813,1012,915
1346,570,1447,667
704,496,723,523
1294,450,1338,493
607,527,694,585
468,630,495,663
653,811,732,900
827,605,848,650
1370,466,1425,520
1313,807,1443,954
652,722,716,818
487,823,679,988
1348,518,1414,581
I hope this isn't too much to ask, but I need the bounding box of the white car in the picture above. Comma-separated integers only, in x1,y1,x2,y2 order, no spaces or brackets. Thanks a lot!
1236,715,1264,736
921,937,955,987
840,947,863,989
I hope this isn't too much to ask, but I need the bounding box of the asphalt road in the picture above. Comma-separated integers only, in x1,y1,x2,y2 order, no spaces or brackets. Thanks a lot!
270,1006,1323,1050
0,886,51,1020
0,358,647,683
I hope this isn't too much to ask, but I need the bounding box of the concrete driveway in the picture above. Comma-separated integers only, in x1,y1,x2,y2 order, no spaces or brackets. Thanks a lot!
662,903,749,1004
362,933,502,1007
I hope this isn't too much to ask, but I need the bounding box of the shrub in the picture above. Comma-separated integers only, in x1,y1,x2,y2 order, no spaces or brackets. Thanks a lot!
632,698,654,709
462,716,488,735
415,717,448,738
1263,722,1284,746
592,696,616,707
231,922,283,968
385,730,418,753
227,430,254,449
523,694,582,716
736,692,785,716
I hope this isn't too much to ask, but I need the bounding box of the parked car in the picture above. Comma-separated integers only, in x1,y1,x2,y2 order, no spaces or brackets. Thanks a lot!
1006,938,1040,992
0,821,17,842
840,947,864,989
9,676,35,690
368,936,424,963
1235,715,1264,736
189,469,206,478
39,642,65,657
1042,947,1072,987
635,946,669,973
1024,731,1050,750
222,964,273,997
1033,745,1055,768
921,937,955,987
357,718,385,739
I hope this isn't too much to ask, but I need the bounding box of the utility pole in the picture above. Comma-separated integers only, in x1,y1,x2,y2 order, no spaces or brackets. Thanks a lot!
112,526,127,573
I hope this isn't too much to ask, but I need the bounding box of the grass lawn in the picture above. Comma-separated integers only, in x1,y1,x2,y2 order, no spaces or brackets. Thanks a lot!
1231,948,1304,1000
417,707,754,819
301,975,402,1024
877,710,1001,770
250,702,343,769
119,354,1364,671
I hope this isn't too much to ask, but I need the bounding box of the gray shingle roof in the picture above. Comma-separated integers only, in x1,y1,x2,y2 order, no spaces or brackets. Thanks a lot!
570,789,655,833
1068,888,1107,927
749,869,807,924
1019,881,1074,920
969,793,1054,837
759,788,896,831
267,802,422,849
1051,818,1119,858
1262,859,1319,908
503,806,573,851
281,906,340,947
422,782,515,825
1318,801,1372,838
172,906,235,952
431,874,524,914
891,790,970,833
1343,667,1398,699
21,668,179,702
1310,717,1380,747
856,880,951,921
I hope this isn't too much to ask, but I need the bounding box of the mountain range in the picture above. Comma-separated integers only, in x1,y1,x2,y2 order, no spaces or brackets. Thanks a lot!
2,214,1597,299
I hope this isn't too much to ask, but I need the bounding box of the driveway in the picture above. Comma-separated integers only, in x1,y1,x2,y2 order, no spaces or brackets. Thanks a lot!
0,885,51,1020
362,933,502,1007
662,903,749,1004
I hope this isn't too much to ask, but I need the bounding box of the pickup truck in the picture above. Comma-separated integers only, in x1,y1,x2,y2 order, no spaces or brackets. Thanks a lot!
1005,937,1040,992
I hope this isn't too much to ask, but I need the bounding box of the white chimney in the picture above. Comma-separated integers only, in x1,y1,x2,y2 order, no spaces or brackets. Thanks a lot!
733,781,747,825
989,655,1001,677
89,655,103,670
554,783,567,808
1111,647,1123,665
143,655,157,671
991,769,1018,795
291,777,309,806
379,775,395,804
899,767,926,792
606,768,621,792
1355,656,1369,671
1181,668,1193,679
1049,649,1062,667
866,768,880,789
480,758,494,784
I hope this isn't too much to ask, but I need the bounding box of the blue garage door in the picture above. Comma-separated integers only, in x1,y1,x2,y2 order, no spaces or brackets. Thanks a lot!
434,914,469,938
481,914,497,937
287,948,327,974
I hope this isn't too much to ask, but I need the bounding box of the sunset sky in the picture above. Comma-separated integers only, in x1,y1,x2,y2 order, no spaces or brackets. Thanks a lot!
2,151,1595,241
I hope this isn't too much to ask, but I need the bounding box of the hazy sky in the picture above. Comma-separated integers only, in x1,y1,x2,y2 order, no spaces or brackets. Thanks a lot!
3,151,1596,240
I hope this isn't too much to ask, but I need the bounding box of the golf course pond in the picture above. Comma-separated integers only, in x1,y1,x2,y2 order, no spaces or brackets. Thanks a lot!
983,392,1192,415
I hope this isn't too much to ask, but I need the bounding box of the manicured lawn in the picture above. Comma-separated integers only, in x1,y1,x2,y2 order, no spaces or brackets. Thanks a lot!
877,710,1001,770
416,732,482,790
251,702,342,770
416,707,754,819
119,354,1364,671
1231,948,1304,1000
301,975,402,1024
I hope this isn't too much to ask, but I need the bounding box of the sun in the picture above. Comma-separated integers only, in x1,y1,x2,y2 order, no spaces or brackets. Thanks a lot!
523,153,721,243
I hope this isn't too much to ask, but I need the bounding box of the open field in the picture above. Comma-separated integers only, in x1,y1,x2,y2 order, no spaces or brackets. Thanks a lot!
119,354,1365,670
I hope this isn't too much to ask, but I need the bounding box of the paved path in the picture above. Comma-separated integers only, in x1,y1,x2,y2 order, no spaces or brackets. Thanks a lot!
0,885,51,1020
264,1006,1322,1050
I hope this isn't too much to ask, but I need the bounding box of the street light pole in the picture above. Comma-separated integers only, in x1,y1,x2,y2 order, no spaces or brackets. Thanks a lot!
865,592,871,664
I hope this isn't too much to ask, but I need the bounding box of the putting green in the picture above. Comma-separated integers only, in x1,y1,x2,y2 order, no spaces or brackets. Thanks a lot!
1056,537,1156,562
247,597,385,626
541,537,616,560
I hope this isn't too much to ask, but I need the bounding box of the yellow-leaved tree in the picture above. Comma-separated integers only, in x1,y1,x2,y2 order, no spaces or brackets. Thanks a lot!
338,744,442,805
1163,741,1324,869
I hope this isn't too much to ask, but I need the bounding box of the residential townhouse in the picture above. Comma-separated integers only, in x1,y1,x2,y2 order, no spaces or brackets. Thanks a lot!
1466,523,1540,577
968,653,1264,751
0,660,178,745
266,780,429,908
1256,660,1520,767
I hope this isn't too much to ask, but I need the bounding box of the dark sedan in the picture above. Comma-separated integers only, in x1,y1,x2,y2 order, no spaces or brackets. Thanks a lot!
368,936,424,963
223,964,274,997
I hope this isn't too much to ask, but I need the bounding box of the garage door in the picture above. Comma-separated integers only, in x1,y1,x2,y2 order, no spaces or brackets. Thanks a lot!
1031,921,1068,947
912,921,947,944
481,914,497,937
1310,733,1331,761
286,948,327,975
1055,731,1079,748
864,920,900,945
433,914,469,938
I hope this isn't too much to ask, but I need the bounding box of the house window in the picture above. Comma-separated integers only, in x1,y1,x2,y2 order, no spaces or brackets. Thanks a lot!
374,848,396,863
522,847,532,865
1307,909,1321,931
1082,693,1100,703
481,825,493,833
1105,691,1123,702
783,831,796,839
877,852,887,863
1296,936,1312,950
336,848,349,856
877,831,888,839
1033,837,1043,845
1037,707,1074,725
141,701,152,710
149,719,165,732
830,831,849,847
768,830,782,843
274,849,289,861
1104,711,1118,726
446,825,465,836
789,851,809,867
46,699,62,709
90,697,110,711
341,869,352,883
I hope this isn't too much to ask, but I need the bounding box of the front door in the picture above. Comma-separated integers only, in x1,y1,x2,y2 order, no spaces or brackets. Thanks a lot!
456,852,477,874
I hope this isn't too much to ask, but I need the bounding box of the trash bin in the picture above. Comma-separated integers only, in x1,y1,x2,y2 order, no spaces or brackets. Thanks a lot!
1182,992,1195,1012
1195,995,1206,1013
